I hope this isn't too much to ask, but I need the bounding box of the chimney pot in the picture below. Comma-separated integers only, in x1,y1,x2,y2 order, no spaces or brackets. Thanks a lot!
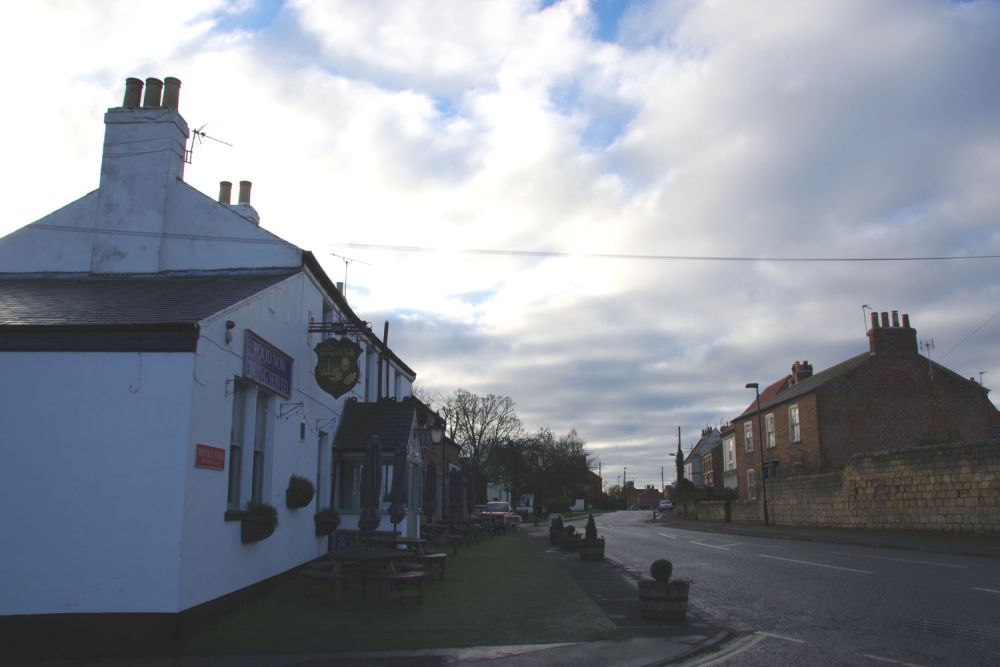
870,312,879,329
891,310,900,327
238,180,252,204
218,181,232,204
880,312,890,328
336,281,345,295
123,77,144,107
902,313,910,328
162,77,181,110
142,77,163,108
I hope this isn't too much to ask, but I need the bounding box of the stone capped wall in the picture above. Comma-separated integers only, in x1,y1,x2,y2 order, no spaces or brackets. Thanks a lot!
765,440,999,533
731,500,764,524
695,500,727,522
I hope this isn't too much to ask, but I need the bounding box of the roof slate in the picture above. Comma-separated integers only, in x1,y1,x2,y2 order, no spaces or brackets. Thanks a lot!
0,273,296,326
737,352,871,418
333,398,419,453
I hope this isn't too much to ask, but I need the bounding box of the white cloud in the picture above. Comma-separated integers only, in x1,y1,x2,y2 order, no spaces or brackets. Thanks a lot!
2,0,999,490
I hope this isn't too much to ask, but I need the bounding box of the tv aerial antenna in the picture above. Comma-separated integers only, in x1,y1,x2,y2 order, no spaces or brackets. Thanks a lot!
330,252,372,297
185,124,234,164
920,339,935,380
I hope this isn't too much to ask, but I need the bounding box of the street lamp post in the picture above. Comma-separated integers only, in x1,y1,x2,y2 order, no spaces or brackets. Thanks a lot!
623,467,628,510
745,382,769,526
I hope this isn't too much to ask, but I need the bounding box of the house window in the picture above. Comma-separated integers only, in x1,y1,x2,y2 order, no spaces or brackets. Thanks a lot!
316,431,330,508
227,381,248,510
744,421,753,452
724,436,736,471
765,413,775,448
747,468,757,500
337,458,363,510
789,404,800,443
250,390,272,504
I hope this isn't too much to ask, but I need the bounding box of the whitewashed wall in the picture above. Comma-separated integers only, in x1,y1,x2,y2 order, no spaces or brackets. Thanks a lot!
0,352,193,614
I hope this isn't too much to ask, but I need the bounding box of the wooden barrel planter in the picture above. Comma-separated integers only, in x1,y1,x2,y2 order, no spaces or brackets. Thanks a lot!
579,539,605,561
637,580,689,621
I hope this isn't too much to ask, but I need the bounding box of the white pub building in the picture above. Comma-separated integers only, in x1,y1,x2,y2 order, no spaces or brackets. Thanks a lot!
0,77,429,656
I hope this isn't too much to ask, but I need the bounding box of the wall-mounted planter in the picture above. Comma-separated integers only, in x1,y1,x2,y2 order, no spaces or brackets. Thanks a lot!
241,503,277,543
286,474,315,509
314,508,340,536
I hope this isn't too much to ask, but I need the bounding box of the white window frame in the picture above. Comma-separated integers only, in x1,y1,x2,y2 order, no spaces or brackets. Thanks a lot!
250,390,273,505
336,456,363,511
747,468,757,500
723,435,736,471
789,404,801,443
765,413,776,448
744,421,753,452
227,380,249,510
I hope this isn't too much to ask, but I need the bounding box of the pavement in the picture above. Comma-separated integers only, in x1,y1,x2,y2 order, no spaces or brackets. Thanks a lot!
26,516,998,666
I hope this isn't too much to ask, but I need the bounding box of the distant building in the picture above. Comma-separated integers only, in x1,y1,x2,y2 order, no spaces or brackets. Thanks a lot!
732,311,998,500
685,427,721,487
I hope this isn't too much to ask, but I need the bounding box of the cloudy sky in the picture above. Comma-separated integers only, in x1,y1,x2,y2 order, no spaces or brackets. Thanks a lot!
3,0,999,489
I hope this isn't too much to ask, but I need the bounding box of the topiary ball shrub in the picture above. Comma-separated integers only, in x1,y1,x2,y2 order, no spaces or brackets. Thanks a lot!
650,559,673,583
585,514,598,542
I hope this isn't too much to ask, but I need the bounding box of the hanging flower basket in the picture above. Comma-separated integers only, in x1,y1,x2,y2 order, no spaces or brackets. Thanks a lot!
314,508,341,536
241,502,278,543
285,474,315,509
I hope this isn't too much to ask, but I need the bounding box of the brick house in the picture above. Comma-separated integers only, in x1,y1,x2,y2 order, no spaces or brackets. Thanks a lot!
685,427,722,488
733,311,998,501
625,482,662,509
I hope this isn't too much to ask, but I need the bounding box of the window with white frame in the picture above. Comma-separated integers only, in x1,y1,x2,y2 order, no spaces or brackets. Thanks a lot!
337,458,363,510
765,413,776,448
227,381,248,510
747,468,757,499
250,390,272,504
744,421,753,452
724,435,736,471
789,404,801,443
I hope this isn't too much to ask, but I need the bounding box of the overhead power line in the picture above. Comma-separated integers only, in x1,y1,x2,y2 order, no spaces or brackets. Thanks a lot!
21,225,1000,264
335,242,1000,264
939,305,1000,361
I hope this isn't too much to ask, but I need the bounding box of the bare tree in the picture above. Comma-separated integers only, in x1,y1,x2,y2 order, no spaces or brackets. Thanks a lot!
442,389,522,504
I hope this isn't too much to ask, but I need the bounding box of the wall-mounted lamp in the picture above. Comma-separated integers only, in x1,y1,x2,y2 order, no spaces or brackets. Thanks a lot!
225,320,236,344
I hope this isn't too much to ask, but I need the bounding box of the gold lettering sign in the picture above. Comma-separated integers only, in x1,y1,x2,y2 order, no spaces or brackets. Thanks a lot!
314,337,362,398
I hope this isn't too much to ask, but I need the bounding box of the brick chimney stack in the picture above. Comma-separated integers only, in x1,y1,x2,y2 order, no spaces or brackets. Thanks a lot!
791,360,813,383
868,310,918,357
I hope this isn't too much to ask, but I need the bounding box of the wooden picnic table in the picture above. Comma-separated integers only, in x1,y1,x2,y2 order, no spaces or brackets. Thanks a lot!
364,535,429,555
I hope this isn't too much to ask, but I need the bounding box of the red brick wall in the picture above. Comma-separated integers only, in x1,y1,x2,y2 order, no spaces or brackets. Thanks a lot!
816,357,992,470
735,392,821,499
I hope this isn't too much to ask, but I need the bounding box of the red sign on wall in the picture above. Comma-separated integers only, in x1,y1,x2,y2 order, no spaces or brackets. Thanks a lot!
195,444,226,470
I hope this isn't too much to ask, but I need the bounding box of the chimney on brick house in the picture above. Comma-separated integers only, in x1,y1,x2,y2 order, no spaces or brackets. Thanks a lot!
868,310,918,357
92,76,189,273
791,360,813,383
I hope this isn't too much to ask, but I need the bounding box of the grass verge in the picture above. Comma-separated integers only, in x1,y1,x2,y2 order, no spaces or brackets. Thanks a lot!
182,531,616,655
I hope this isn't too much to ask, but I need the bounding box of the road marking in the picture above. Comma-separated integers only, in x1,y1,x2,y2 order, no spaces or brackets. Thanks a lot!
656,532,680,539
829,551,968,569
684,633,765,666
860,653,925,667
755,631,805,644
972,587,1000,594
690,540,735,551
759,554,873,574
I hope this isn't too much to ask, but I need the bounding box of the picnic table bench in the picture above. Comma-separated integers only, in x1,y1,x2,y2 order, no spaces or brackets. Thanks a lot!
368,570,426,606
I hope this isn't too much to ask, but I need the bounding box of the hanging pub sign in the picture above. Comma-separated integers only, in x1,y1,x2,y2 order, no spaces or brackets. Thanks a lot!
243,330,293,398
314,337,362,398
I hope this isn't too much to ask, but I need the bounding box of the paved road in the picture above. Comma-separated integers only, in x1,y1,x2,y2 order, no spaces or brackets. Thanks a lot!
595,511,1000,666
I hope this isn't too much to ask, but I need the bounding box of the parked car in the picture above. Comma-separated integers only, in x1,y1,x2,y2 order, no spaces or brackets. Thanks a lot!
658,499,673,511
480,501,521,527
